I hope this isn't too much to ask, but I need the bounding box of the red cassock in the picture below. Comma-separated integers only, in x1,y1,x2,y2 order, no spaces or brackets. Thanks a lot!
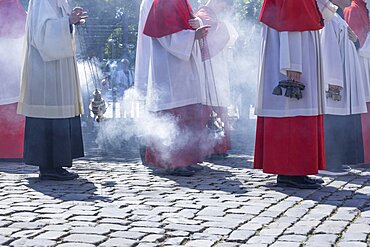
362,103,370,163
0,105,25,159
146,105,210,169
254,117,326,176
254,0,325,175
344,0,369,47
0,0,26,160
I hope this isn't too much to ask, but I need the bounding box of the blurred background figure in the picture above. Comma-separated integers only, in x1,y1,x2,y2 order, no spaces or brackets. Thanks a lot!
116,58,134,97
0,0,26,161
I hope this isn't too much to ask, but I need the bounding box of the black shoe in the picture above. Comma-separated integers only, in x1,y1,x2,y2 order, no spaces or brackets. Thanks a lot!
277,175,322,189
56,167,79,179
342,165,352,172
304,176,325,184
39,169,76,181
206,153,228,161
165,167,195,177
139,145,147,165
185,164,204,172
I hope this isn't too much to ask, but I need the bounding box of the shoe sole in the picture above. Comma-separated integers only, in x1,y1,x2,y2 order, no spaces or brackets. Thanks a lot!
187,166,204,172
277,181,321,190
39,175,76,181
318,170,349,176
164,170,195,177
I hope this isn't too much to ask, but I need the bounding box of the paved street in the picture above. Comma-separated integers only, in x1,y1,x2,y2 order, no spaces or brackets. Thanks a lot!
0,121,369,247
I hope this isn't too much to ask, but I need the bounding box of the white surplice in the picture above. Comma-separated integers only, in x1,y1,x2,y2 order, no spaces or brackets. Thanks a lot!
359,33,370,102
201,13,238,108
321,13,367,115
146,31,205,112
134,0,153,98
255,25,323,117
18,0,83,119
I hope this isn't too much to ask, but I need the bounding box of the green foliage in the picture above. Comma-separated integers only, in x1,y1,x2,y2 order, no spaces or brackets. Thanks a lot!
235,0,263,21
71,0,139,60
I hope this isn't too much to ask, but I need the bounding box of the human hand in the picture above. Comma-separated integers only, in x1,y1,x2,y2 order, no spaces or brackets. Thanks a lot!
195,25,210,40
328,84,342,92
69,7,88,25
348,27,359,43
189,18,201,29
287,70,301,81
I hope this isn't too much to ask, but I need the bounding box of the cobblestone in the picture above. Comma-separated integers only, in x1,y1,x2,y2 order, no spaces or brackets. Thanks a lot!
0,126,368,246
99,238,137,247
63,234,107,244
9,238,56,246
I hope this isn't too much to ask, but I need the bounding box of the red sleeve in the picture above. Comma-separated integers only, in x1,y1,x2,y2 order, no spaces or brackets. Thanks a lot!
345,7,369,47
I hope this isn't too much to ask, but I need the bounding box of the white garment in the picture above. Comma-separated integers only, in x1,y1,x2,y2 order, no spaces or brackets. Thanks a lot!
359,33,370,102
18,0,83,118
255,25,323,117
134,0,153,98
321,14,367,115
317,0,337,23
116,69,134,89
146,30,205,112
0,37,24,105
200,6,238,107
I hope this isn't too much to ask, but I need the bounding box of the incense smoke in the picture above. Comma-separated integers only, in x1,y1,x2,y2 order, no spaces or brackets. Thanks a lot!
78,1,262,161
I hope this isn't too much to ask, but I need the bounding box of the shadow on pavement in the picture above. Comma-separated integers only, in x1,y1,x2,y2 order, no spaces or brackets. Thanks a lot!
324,170,370,187
0,162,38,174
146,165,249,195
205,154,253,169
267,181,370,212
25,177,111,202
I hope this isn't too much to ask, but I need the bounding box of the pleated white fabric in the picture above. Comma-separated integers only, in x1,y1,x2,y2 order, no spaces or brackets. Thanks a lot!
255,25,324,117
321,14,367,115
18,0,83,119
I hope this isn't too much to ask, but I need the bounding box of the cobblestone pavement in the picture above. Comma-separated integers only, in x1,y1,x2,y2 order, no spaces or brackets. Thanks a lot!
0,122,369,247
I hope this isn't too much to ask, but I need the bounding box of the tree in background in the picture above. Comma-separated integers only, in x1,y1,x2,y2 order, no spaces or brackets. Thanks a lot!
19,0,262,69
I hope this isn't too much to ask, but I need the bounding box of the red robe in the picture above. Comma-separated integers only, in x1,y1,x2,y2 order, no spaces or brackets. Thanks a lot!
254,0,325,175
146,104,210,169
0,104,25,159
0,0,26,160
254,117,325,176
344,0,369,47
259,0,324,32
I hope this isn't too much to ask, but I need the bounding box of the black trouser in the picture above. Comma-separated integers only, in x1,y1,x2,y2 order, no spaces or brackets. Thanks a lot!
23,116,84,168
